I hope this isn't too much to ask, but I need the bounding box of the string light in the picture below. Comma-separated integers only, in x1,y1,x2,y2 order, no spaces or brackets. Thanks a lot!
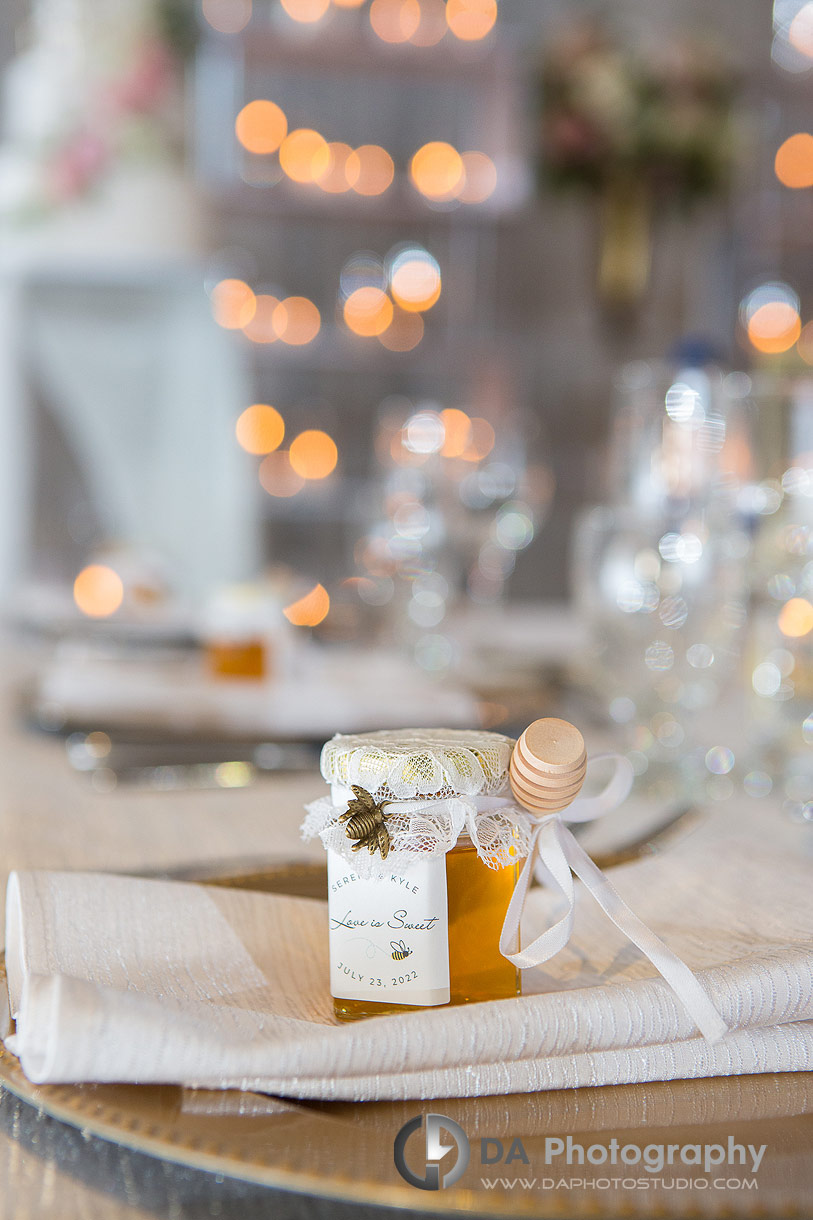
346,145,395,196
212,280,321,347
440,408,472,457
408,0,447,45
458,151,497,202
258,450,305,497
74,565,124,618
211,279,257,329
748,302,801,353
280,0,330,22
279,129,329,184
230,106,492,207
369,0,421,43
389,247,441,311
779,597,813,637
235,100,288,155
445,0,497,41
273,296,321,345
242,293,281,343
377,308,424,351
313,141,355,193
289,430,339,478
788,3,813,56
235,404,285,455
741,283,801,354
283,584,331,627
775,133,813,188
343,286,394,336
409,141,464,201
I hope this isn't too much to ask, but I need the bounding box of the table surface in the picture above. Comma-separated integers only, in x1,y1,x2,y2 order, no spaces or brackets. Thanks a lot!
0,645,811,1220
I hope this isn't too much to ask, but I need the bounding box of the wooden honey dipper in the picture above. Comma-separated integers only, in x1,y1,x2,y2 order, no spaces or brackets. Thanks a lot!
509,717,586,815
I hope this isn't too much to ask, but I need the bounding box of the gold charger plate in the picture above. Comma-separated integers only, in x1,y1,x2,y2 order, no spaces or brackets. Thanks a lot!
1,864,812,1218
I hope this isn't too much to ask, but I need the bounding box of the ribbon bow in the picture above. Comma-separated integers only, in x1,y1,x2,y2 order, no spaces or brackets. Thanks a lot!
499,752,728,1044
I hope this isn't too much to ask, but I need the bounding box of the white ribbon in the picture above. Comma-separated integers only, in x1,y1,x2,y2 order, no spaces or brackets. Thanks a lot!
499,752,728,1044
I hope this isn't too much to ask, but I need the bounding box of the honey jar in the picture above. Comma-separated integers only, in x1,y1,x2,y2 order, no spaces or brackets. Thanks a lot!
200,584,283,682
302,729,534,1021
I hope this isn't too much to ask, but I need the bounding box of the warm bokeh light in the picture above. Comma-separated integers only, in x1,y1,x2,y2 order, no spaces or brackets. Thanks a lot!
389,428,428,466
343,286,394,336
779,597,813,637
369,0,421,42
279,128,329,184
258,450,306,497
332,0,365,7
211,279,257,329
346,145,395,196
377,308,424,351
461,416,496,461
313,141,354,193
409,0,447,45
273,296,321,345
74,565,124,618
235,404,285,455
798,321,813,364
775,133,813,188
280,0,330,22
747,301,802,353
241,293,281,343
202,0,252,33
409,142,464,201
445,0,497,40
390,251,442,311
289,429,339,479
440,408,472,456
789,3,813,56
458,151,497,202
283,583,331,627
235,100,288,156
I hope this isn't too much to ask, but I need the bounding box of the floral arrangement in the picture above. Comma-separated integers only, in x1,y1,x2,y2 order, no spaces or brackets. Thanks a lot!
539,20,738,206
0,0,196,223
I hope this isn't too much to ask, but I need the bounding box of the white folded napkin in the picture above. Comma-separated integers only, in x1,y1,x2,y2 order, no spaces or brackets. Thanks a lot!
5,808,813,1100
37,646,478,737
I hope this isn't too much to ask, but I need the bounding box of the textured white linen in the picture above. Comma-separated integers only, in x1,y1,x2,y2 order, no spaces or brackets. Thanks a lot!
4,810,813,1100
35,647,478,738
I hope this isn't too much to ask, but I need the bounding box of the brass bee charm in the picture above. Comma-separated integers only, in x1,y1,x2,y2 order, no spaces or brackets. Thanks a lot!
339,785,392,858
390,939,412,961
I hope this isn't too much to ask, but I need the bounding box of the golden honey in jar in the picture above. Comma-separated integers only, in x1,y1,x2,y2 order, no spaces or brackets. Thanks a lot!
206,638,267,680
200,584,279,682
303,729,530,1021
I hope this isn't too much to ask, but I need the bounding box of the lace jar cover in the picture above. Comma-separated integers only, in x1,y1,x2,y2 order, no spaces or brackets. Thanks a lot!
301,728,536,877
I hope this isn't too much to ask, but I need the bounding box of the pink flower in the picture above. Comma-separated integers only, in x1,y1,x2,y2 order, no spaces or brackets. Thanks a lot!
109,40,175,115
47,132,108,201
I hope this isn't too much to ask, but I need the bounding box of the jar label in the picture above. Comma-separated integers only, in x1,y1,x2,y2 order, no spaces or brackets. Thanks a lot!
327,849,451,1006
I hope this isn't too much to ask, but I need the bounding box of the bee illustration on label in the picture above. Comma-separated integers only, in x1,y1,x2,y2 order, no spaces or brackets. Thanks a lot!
339,785,392,858
390,939,412,961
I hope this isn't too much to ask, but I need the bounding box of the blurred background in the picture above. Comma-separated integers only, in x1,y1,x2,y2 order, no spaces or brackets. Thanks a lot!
0,0,811,816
